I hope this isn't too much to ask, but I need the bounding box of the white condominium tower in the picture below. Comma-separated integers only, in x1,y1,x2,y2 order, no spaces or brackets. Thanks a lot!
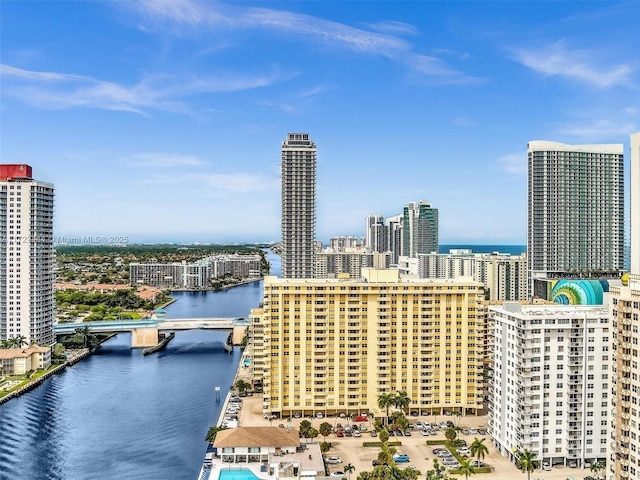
527,141,624,295
281,133,316,279
489,302,610,467
0,164,55,346
364,214,386,253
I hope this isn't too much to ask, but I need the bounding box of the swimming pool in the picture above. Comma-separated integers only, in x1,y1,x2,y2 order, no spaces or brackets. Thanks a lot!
219,468,261,480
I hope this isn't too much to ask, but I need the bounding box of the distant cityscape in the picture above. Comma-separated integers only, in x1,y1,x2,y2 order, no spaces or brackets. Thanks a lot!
1,132,640,480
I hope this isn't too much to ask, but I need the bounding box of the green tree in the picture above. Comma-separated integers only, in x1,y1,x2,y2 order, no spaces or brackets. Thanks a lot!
378,429,390,443
307,427,318,442
516,449,538,480
235,379,250,395
344,463,355,480
393,391,411,415
320,441,331,454
469,437,488,462
378,392,395,425
445,427,457,442
319,421,333,441
299,420,311,438
452,410,463,427
457,459,476,480
426,459,448,480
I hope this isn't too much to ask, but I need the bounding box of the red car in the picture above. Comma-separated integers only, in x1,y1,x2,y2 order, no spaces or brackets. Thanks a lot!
335,429,344,437
354,415,368,422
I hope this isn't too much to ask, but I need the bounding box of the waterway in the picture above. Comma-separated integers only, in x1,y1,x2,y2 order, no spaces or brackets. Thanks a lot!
0,251,280,480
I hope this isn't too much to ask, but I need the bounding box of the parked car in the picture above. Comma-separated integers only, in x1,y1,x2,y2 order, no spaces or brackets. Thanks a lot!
331,472,345,477
542,462,552,471
358,424,367,432
370,430,377,437
335,430,344,437
415,422,424,429
293,413,301,418
395,430,404,437
353,430,361,437
471,461,485,468
316,412,324,418
469,428,477,434
372,460,387,466
420,429,430,436
403,430,411,436
477,429,487,435
354,414,368,422
439,422,448,429
568,460,579,468
326,457,342,464
393,454,410,463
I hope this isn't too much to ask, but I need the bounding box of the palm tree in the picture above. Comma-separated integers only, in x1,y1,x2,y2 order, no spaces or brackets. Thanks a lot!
517,449,538,480
307,427,319,443
426,459,448,480
393,391,411,415
590,462,599,477
319,421,333,441
457,459,477,480
378,392,394,425
344,463,355,480
452,410,463,427
470,438,489,462
445,427,457,442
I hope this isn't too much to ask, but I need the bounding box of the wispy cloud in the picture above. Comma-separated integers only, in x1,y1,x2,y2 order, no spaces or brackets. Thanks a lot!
128,0,476,84
498,153,526,175
1,64,291,113
451,116,473,127
510,41,636,89
125,152,206,167
363,20,419,37
558,118,638,140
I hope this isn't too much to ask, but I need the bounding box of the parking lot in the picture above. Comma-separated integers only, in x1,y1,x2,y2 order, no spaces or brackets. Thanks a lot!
238,396,593,480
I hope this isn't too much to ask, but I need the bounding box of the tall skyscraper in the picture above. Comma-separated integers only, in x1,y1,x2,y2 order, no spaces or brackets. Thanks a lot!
402,200,438,258
0,164,55,346
281,133,316,279
527,141,624,295
364,214,385,253
385,214,403,265
631,133,640,273
608,133,640,480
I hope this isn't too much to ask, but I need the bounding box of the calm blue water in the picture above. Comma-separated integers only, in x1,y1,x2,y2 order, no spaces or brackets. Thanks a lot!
439,244,526,255
0,251,281,480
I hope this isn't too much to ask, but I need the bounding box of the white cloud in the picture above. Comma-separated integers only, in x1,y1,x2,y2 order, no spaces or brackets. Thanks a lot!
498,153,526,175
0,64,291,113
363,20,419,37
511,41,635,89
128,0,475,83
558,118,639,140
451,116,473,127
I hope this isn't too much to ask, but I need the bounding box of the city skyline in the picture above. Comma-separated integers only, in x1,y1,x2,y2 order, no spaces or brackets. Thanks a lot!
1,1,639,244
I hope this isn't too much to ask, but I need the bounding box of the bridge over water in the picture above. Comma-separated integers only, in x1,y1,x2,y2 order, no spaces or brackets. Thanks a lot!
53,317,250,347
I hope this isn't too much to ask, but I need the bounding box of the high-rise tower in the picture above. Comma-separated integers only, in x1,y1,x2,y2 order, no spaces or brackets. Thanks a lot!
364,214,385,253
0,164,55,346
402,200,438,258
631,133,640,273
281,133,316,279
527,141,624,295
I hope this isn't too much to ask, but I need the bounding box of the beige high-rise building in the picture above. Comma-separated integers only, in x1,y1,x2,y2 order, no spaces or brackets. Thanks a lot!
251,269,485,418
608,133,640,480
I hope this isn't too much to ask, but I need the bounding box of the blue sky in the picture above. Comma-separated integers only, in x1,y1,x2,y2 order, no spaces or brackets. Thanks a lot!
1,1,638,244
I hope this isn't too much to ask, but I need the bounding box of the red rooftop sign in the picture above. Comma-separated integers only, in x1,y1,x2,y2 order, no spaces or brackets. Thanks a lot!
0,164,33,180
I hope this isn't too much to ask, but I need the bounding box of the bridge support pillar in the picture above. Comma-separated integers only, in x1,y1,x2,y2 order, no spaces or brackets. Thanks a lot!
131,327,159,348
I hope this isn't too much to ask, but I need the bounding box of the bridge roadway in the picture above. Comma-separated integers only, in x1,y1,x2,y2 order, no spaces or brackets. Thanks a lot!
53,317,247,335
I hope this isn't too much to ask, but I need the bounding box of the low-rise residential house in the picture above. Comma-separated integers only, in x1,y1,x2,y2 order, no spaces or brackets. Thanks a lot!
213,427,300,464
0,345,51,375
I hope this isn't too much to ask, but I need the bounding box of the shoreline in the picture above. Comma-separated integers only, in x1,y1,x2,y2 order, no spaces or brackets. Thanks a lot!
170,277,262,293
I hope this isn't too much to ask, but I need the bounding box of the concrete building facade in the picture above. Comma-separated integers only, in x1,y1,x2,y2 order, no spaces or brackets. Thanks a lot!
281,133,316,279
252,269,485,418
0,164,55,347
398,252,527,301
489,302,610,467
527,141,625,295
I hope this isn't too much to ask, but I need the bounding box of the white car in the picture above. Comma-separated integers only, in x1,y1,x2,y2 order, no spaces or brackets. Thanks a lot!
331,472,345,477
326,457,343,464
542,462,552,471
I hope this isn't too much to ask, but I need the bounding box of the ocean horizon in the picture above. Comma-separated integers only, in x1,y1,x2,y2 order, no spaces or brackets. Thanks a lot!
439,244,526,255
